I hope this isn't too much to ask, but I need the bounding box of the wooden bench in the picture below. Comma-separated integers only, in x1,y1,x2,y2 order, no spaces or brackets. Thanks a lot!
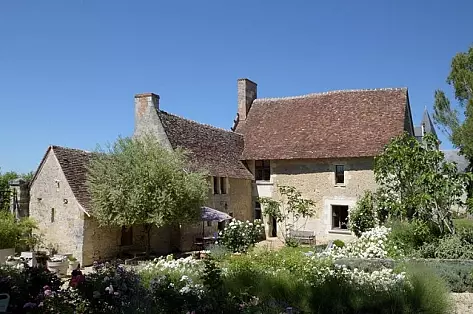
289,230,316,245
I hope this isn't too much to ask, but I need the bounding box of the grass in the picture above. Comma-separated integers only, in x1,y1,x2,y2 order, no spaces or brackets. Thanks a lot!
454,218,473,230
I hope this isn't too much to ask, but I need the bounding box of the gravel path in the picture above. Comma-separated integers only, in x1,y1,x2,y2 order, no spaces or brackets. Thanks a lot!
452,293,473,313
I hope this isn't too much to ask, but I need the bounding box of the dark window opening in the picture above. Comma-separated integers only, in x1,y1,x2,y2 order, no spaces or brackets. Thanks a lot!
255,201,262,220
207,221,212,227
50,208,55,223
218,221,225,231
335,165,345,184
121,226,133,246
213,176,219,194
220,177,227,194
332,205,349,229
255,160,271,181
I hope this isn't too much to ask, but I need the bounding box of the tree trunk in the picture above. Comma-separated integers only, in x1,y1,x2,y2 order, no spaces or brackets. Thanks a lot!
144,223,152,257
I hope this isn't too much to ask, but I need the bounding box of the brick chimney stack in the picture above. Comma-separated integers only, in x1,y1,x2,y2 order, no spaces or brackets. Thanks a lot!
237,78,257,122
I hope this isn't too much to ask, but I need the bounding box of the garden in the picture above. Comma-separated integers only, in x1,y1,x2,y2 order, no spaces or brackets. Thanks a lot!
2,122,473,312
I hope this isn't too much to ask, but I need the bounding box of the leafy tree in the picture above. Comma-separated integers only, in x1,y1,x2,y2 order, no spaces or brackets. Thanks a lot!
374,133,470,234
0,169,19,211
86,135,209,254
433,45,473,209
433,45,473,160
259,185,316,245
0,169,35,211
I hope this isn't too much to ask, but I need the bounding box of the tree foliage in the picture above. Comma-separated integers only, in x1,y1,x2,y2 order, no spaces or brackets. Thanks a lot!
0,169,34,211
374,132,470,234
348,191,378,237
86,135,209,252
259,185,316,244
433,45,473,162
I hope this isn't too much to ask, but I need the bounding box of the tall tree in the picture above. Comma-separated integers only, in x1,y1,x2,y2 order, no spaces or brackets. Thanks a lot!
375,133,470,234
433,45,473,162
86,135,208,254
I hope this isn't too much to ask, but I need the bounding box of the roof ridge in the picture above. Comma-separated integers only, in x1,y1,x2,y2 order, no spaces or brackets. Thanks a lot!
159,110,242,135
51,145,91,154
254,87,407,102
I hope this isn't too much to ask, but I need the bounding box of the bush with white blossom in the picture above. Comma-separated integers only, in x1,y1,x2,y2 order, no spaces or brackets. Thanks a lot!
318,226,403,259
218,219,264,253
138,255,204,288
348,190,379,237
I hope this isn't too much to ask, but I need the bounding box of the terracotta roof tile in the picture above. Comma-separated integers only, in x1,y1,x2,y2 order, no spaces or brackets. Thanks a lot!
158,111,253,179
236,88,410,160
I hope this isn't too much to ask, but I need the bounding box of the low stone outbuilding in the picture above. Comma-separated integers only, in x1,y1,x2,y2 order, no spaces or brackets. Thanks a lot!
29,146,177,266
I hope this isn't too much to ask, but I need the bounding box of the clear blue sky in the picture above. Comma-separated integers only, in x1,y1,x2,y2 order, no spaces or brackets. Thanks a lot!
1,0,472,174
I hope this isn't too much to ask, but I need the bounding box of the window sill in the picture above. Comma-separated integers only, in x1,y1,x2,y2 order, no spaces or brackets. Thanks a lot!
334,184,346,188
328,230,351,235
256,181,273,185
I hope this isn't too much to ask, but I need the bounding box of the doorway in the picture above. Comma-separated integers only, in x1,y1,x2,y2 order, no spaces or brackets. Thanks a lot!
271,216,277,237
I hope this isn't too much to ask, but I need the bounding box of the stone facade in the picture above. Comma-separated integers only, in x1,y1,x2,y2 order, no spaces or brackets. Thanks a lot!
247,158,377,243
179,177,253,252
29,149,86,264
82,219,175,266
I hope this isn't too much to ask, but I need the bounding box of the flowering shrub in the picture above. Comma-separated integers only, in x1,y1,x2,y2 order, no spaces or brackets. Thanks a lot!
138,255,204,288
319,226,403,259
75,262,152,313
0,264,62,313
308,263,406,291
218,219,264,253
348,191,379,237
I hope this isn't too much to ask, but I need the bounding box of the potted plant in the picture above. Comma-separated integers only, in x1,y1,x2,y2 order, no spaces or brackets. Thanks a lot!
68,255,79,273
47,255,68,276
5,255,20,267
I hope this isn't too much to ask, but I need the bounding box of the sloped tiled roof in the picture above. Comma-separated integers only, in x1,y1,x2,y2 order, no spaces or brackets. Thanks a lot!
236,88,410,160
414,109,437,139
443,150,470,173
52,146,92,212
158,111,253,179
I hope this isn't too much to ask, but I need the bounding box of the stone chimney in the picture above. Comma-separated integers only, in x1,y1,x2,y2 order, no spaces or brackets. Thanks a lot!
134,93,160,135
237,78,257,122
9,178,29,219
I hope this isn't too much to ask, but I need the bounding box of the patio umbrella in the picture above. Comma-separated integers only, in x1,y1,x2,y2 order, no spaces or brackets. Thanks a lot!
200,206,233,240
201,206,233,222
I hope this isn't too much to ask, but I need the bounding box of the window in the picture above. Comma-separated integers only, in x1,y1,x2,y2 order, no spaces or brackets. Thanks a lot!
255,201,262,220
121,226,133,246
335,165,345,184
213,176,219,194
50,208,55,223
332,205,349,229
207,221,212,227
218,221,225,231
220,177,227,194
255,160,271,181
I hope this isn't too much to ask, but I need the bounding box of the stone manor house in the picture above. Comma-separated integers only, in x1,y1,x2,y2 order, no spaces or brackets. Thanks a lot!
27,78,417,265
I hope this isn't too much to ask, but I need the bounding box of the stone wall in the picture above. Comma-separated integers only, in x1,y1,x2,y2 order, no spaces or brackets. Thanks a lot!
179,177,253,252
82,219,174,266
9,178,30,219
29,150,85,264
256,157,377,243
